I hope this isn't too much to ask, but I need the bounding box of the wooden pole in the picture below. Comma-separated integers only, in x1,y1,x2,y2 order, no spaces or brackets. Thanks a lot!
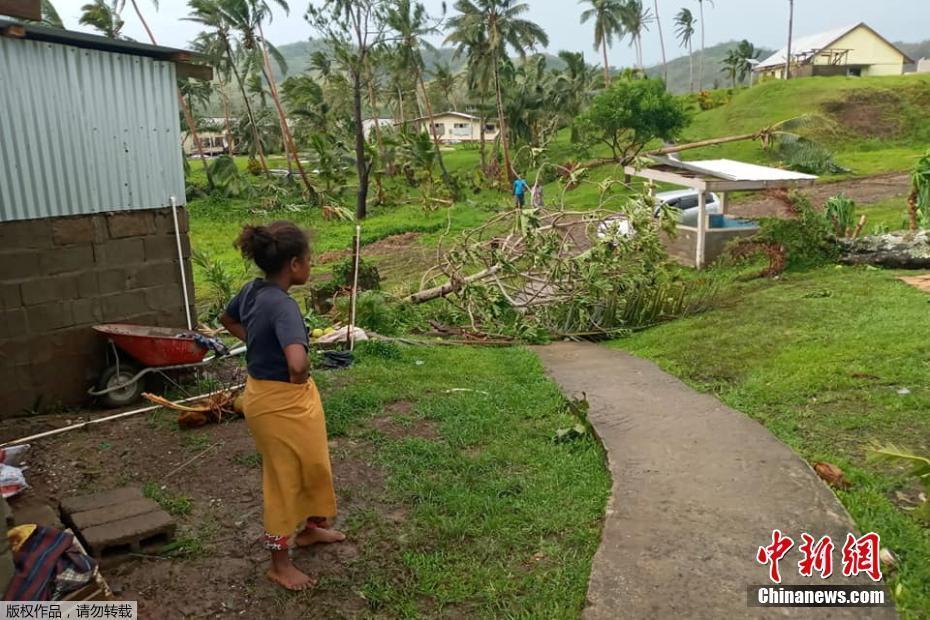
0,385,245,448
785,0,794,80
348,225,361,350
696,191,707,269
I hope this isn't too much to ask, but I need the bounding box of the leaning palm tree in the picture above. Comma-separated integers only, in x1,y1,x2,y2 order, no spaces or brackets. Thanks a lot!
674,8,696,92
578,0,624,88
721,48,740,89
696,0,713,90
619,0,652,70
734,39,761,85
79,0,124,38
445,0,549,183
652,0,668,83
385,0,453,186
432,63,460,111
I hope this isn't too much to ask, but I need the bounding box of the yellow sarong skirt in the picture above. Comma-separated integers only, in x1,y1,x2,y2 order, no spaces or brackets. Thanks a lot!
242,376,337,537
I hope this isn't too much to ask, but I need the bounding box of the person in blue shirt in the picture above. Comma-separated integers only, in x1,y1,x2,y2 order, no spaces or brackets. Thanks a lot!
513,175,529,207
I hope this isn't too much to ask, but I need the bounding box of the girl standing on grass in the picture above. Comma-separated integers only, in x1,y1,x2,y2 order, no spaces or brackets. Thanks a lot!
220,221,344,591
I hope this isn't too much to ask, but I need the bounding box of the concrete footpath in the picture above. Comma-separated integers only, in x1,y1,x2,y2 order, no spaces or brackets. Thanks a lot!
535,342,896,620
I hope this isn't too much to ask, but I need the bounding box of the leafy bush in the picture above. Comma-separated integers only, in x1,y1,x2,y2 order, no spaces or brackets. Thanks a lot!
311,258,382,314
824,194,857,237
777,137,847,175
334,291,398,335
576,77,689,164
740,195,839,273
355,340,403,360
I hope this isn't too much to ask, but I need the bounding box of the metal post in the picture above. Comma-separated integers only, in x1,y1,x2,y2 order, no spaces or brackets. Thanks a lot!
347,225,361,351
785,0,795,80
696,191,707,269
170,196,193,330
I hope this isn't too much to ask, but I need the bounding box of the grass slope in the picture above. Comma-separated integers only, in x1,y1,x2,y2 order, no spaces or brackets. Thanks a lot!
313,344,610,616
616,266,930,617
679,74,930,175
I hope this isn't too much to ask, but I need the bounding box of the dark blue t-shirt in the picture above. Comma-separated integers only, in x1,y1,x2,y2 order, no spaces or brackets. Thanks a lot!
225,279,309,382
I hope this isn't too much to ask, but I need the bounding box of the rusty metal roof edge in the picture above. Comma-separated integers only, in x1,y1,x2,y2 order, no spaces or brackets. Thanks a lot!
0,18,208,63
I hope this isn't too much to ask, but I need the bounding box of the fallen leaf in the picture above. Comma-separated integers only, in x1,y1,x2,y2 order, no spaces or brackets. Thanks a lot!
813,462,852,490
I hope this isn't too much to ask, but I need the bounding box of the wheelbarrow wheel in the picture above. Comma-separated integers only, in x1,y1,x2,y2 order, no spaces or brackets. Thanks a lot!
97,363,145,408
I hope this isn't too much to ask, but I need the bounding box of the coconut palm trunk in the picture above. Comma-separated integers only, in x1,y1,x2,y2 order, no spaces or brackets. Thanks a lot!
415,68,453,186
128,0,213,188
225,45,268,172
688,39,694,92
601,38,611,87
256,23,313,196
492,61,513,183
219,81,235,154
365,62,387,202
698,0,706,89
654,0,668,83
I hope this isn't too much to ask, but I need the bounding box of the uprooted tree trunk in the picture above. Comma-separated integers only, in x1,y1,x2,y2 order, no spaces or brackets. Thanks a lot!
839,231,930,269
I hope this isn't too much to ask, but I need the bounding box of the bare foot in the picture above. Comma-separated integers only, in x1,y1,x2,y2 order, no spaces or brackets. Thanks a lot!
266,564,316,591
296,526,346,547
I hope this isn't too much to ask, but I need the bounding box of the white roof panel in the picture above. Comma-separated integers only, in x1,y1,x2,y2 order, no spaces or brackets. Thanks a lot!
687,159,818,182
756,23,859,69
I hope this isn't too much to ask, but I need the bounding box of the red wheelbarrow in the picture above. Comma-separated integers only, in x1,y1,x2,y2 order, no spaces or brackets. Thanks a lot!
88,324,245,408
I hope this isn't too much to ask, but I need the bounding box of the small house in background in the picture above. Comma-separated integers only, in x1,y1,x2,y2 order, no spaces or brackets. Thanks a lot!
917,58,930,74
754,23,914,80
362,117,395,139
402,112,500,144
0,16,211,416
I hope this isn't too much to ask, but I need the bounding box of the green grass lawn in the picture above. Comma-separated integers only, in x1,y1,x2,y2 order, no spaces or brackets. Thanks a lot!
311,343,610,617
681,74,930,175
614,265,930,618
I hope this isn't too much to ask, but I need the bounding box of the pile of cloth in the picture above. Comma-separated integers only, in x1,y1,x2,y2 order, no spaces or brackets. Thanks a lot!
3,524,97,600
0,445,30,500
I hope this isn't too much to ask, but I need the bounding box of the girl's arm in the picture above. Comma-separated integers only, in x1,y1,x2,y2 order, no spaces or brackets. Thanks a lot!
220,312,247,343
283,344,309,384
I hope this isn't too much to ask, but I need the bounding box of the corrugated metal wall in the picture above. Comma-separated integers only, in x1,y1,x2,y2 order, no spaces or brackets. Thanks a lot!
0,37,186,222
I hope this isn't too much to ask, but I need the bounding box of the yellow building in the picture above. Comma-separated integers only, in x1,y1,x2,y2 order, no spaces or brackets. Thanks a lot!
754,23,913,80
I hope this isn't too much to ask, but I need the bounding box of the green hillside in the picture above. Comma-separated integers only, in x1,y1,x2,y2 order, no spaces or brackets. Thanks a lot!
678,74,930,175
646,40,775,94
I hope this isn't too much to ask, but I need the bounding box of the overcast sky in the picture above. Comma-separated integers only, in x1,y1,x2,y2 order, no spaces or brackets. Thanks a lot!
57,0,929,69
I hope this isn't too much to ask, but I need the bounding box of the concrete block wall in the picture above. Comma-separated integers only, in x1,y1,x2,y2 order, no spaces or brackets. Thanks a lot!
0,207,195,417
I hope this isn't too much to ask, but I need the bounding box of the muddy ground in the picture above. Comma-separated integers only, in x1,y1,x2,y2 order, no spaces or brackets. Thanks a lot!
729,172,910,219
2,365,424,619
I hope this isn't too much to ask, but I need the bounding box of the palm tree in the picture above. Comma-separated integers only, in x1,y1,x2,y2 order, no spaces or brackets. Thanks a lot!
619,0,652,70
41,1,64,27
385,0,452,186
79,0,124,38
431,63,460,111
187,0,274,174
734,39,760,84
696,0,713,90
721,48,740,89
458,28,495,172
446,0,549,183
554,51,598,142
578,0,624,88
674,8,696,92
652,0,668,83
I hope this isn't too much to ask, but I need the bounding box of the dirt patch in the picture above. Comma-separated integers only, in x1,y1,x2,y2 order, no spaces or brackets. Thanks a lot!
822,90,903,140
730,172,911,220
368,401,440,440
2,402,409,618
316,233,425,267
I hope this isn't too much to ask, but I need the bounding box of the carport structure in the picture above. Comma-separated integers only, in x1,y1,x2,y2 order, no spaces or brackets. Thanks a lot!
625,157,817,268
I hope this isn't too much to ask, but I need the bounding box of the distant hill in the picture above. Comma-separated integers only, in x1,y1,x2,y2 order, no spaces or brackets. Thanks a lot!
645,41,776,94
899,39,930,62
274,40,567,81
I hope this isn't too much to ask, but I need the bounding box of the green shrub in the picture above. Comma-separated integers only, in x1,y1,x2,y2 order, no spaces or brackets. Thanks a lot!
757,196,839,270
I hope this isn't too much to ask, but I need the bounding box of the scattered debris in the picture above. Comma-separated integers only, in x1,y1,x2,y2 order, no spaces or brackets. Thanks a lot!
880,548,898,573
813,462,852,490
897,388,911,396
142,389,242,429
444,389,490,396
